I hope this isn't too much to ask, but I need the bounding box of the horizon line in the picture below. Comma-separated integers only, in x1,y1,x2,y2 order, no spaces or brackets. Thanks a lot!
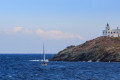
0,53,56,54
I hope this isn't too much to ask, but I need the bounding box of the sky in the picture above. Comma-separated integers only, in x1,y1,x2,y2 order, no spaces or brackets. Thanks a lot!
0,0,120,54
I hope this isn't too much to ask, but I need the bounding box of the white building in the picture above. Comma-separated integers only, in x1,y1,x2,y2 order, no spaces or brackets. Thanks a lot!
103,23,120,37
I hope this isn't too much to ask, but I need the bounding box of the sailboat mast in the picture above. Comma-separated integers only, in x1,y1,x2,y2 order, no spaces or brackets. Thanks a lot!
43,44,45,61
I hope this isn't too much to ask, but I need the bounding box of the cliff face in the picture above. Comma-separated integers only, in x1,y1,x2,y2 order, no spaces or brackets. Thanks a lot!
50,36,120,62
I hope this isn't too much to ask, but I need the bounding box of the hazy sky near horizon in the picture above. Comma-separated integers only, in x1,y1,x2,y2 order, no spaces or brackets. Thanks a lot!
0,0,120,53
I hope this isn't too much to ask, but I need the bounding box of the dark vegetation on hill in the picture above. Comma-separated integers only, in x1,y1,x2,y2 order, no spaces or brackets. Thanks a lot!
50,36,120,62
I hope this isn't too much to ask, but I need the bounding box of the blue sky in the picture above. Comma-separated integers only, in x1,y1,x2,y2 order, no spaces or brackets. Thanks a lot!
0,0,120,53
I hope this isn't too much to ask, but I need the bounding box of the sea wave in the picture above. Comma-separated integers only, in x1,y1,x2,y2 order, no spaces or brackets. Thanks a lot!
29,60,41,62
29,59,49,62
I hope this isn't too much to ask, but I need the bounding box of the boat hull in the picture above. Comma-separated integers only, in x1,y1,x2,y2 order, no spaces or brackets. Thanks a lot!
41,62,47,66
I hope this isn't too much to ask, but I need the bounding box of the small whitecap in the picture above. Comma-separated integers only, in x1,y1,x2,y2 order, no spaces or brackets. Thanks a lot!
41,59,49,62
9,76,12,78
29,60,40,62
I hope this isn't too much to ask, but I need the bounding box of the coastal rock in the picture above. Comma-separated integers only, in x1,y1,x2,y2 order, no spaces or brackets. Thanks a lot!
50,36,120,62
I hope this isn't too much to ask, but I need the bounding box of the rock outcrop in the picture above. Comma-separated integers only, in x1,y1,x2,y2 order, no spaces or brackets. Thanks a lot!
50,36,120,62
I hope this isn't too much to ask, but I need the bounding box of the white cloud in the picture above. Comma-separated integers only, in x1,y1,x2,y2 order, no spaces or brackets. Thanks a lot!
36,29,44,34
36,29,83,40
13,27,23,32
4,27,23,34
1,27,83,40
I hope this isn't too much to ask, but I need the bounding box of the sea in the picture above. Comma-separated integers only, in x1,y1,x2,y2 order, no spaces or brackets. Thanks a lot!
0,54,120,80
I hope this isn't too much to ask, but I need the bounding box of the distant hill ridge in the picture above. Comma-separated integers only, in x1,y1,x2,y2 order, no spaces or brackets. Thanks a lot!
50,36,120,62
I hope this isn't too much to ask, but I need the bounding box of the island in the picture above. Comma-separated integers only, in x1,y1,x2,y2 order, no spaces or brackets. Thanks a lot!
50,36,120,62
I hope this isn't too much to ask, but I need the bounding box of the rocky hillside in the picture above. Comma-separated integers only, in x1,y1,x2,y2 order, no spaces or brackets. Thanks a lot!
50,36,120,62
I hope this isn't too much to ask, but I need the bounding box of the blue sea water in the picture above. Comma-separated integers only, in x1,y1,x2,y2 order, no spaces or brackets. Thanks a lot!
0,54,120,80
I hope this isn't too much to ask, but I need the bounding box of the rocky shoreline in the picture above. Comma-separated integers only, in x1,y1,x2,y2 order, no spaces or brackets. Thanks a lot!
50,36,120,62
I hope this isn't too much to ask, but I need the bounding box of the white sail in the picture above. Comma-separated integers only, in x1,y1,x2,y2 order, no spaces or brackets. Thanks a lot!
43,44,45,61
41,43,47,65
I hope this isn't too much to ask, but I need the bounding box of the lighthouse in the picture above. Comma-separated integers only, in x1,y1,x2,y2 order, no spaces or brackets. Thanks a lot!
103,23,120,37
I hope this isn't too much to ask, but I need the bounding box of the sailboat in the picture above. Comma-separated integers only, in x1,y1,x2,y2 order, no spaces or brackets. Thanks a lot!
41,44,47,66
